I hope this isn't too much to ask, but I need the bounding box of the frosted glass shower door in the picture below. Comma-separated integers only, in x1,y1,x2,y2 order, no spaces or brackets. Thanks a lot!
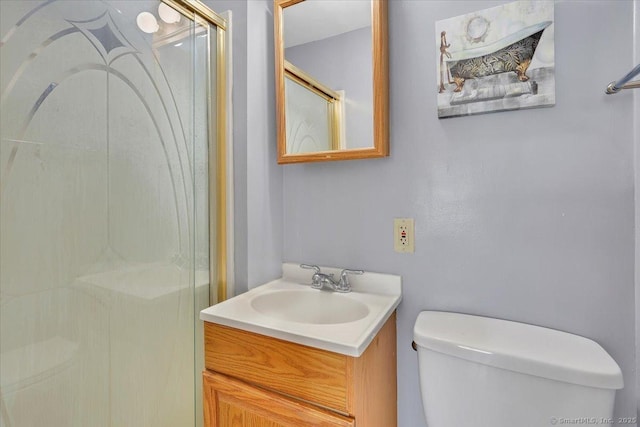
0,1,214,426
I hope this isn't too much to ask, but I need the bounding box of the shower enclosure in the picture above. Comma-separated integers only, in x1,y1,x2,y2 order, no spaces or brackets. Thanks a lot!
0,1,226,426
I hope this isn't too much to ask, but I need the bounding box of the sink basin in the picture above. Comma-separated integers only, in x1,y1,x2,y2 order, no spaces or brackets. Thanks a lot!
250,289,369,324
200,263,402,356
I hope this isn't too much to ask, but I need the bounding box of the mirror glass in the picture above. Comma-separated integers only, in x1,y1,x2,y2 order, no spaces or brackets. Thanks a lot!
275,0,388,163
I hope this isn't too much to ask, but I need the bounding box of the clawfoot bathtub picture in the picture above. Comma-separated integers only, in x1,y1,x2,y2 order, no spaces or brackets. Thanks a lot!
436,0,555,118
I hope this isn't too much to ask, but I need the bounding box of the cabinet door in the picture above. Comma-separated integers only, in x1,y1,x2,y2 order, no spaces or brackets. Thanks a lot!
203,371,355,427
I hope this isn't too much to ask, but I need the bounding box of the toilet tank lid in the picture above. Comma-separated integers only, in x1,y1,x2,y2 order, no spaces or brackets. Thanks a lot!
413,311,623,390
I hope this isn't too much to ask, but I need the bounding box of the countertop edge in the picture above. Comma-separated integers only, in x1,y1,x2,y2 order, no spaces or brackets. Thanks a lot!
200,295,401,357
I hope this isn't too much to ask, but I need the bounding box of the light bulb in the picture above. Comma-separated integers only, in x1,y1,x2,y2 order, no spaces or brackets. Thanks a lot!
158,3,181,24
136,12,159,34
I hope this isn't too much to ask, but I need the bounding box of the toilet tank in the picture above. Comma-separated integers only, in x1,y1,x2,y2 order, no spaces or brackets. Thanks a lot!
413,311,624,427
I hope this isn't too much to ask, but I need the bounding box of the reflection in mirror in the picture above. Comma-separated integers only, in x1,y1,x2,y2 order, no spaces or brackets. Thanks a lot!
284,1,369,152
285,61,344,153
274,0,388,163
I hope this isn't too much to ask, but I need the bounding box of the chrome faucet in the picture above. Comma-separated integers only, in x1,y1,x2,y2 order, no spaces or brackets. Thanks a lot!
300,264,364,293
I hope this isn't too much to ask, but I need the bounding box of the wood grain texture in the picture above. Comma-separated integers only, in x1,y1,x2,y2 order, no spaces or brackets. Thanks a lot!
204,323,350,413
351,311,397,427
203,371,355,427
372,0,389,158
218,401,244,427
273,0,287,163
203,313,397,426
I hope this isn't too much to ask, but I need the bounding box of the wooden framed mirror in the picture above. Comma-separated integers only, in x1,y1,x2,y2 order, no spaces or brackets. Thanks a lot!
274,0,388,164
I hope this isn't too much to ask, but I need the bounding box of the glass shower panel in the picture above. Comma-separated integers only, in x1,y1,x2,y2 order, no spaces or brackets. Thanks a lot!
192,18,214,427
0,1,212,426
285,76,332,153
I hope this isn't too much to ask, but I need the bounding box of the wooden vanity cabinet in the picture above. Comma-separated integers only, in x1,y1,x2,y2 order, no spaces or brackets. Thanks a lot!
203,312,397,427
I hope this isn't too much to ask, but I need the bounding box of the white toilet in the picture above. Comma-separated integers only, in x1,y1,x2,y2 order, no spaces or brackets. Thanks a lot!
413,311,624,427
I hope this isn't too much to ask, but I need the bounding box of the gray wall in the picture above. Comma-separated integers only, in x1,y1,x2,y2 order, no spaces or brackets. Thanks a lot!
281,1,637,426
635,1,639,417
245,0,283,288
206,0,283,294
216,0,638,425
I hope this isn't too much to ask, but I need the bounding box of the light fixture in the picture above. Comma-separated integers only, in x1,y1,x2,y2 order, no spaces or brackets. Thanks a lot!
158,3,181,24
136,12,159,34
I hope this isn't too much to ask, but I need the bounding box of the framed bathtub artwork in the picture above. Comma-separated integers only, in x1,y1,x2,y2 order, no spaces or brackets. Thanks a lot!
436,0,555,118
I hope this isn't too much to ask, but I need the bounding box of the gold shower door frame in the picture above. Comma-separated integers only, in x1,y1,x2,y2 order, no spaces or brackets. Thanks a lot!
164,0,228,303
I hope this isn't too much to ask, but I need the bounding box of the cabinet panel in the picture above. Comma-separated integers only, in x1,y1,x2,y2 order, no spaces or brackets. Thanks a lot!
218,401,244,427
352,311,397,426
204,323,351,413
203,371,355,427
204,312,398,427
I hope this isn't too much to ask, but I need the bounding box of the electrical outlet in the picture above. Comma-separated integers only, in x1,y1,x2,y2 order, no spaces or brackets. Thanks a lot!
394,218,414,253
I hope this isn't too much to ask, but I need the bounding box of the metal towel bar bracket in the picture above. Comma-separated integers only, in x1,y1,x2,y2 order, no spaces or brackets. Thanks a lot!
605,63,640,94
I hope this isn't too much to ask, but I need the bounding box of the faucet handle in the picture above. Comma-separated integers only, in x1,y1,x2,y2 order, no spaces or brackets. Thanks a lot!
300,264,321,273
339,269,364,288
301,264,323,288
